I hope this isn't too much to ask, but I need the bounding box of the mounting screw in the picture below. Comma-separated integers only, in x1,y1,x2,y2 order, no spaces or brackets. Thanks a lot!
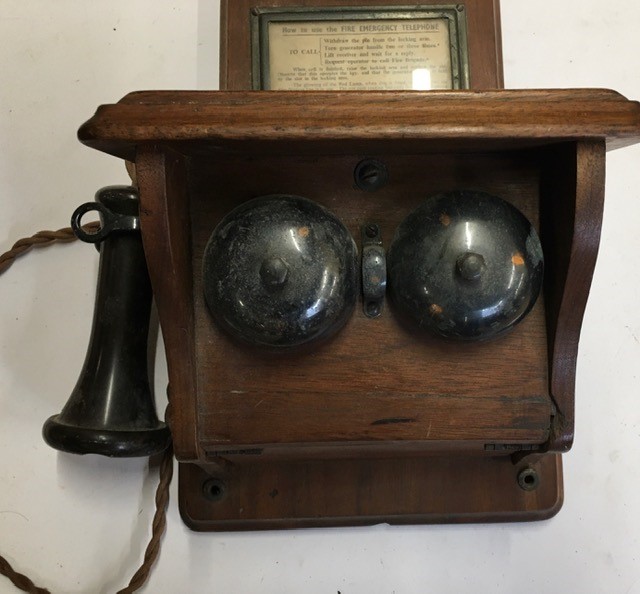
517,467,540,491
354,159,389,192
365,223,379,238
365,300,381,317
456,252,486,282
260,256,290,289
202,478,227,502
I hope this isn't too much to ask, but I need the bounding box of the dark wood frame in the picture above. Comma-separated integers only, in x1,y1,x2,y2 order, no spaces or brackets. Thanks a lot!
220,0,504,90
79,89,640,529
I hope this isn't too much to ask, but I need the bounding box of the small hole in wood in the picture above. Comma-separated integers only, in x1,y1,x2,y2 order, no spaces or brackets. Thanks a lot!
202,478,226,502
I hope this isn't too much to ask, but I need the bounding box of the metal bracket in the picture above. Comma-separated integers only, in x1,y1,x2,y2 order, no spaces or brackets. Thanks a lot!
71,200,140,244
361,223,386,318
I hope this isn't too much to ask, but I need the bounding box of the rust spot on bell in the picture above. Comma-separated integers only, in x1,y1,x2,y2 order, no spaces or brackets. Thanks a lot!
298,226,310,237
429,303,443,316
439,213,451,226
512,252,525,266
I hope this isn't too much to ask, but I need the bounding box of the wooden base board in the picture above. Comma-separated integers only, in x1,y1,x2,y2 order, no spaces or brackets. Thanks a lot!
179,454,563,531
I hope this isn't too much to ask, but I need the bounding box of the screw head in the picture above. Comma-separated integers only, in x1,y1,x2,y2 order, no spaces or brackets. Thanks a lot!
354,159,389,192
456,252,486,282
260,257,289,289
517,467,540,491
365,224,379,238
366,300,381,317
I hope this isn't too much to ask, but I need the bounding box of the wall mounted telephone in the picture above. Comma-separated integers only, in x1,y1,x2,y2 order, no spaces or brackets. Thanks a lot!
28,88,637,531
3,2,640,593
0,0,632,535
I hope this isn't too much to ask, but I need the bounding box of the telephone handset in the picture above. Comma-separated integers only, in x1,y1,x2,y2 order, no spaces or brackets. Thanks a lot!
43,186,170,457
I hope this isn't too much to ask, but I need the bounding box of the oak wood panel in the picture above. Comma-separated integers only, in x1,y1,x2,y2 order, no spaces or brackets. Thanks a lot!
488,0,503,87
219,0,504,90
78,90,640,162
179,453,562,530
188,151,551,452
136,146,199,461
539,141,606,452
117,88,626,105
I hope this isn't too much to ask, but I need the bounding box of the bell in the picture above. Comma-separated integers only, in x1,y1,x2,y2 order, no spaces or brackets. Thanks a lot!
202,195,358,348
387,190,544,341
42,186,171,457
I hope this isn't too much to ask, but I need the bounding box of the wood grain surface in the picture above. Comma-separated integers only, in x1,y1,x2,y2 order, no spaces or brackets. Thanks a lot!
136,146,199,460
539,141,606,451
78,89,640,162
179,453,562,530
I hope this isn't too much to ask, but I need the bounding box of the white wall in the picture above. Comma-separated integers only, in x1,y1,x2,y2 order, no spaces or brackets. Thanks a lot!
1,2,639,593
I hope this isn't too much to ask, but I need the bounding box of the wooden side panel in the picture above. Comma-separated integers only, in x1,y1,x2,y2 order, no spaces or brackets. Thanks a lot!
466,0,504,87
492,0,504,87
136,145,199,461
540,141,606,451
219,0,504,90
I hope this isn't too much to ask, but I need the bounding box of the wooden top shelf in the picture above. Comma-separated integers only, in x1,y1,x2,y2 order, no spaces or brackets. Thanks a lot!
78,89,640,160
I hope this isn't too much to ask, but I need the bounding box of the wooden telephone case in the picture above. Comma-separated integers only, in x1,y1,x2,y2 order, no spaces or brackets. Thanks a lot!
75,1,640,530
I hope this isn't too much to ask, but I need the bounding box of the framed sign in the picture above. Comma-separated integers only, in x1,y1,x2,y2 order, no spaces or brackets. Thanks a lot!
251,7,469,90
220,0,503,91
